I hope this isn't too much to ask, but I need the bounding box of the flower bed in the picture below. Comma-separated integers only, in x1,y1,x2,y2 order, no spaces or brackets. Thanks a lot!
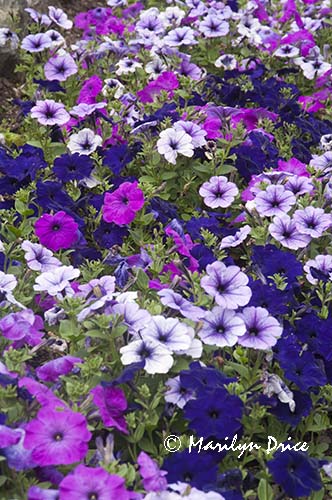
0,1,332,499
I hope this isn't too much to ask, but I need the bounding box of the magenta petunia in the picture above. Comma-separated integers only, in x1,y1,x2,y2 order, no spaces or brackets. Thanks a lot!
103,181,144,225
90,385,128,434
59,464,130,500
35,211,79,252
23,406,91,466
36,356,83,382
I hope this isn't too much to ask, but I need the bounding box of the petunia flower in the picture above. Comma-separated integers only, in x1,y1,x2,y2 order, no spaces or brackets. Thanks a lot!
137,451,168,492
23,406,91,466
35,211,79,252
30,100,70,126
157,128,194,164
269,215,311,250
237,307,282,350
199,307,246,347
103,181,144,225
199,176,239,208
44,53,78,81
67,128,102,155
36,356,83,382
59,464,130,500
90,385,128,434
201,261,252,309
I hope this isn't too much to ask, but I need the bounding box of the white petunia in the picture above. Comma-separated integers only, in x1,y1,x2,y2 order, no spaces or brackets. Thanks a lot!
120,338,174,374
67,128,102,155
157,128,194,164
34,266,80,298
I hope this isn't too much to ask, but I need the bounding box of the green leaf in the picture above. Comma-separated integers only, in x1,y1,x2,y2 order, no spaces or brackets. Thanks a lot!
136,268,149,290
257,479,274,500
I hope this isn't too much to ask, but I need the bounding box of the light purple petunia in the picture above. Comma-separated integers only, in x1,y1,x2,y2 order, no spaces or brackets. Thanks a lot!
44,53,78,81
309,151,332,173
30,100,70,126
201,261,252,309
48,6,73,29
284,175,314,196
255,185,296,217
304,255,332,284
269,214,311,249
164,27,197,46
199,307,246,347
199,14,229,38
237,307,282,350
165,375,195,409
21,33,52,52
158,289,206,320
34,265,80,298
21,241,61,272
141,315,192,353
70,102,107,118
36,356,83,382
23,406,91,466
137,451,168,492
199,176,239,208
173,120,207,148
293,207,332,238
220,225,251,249
111,301,151,335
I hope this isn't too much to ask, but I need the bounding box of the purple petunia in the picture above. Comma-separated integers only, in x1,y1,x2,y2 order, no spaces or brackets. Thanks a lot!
199,176,239,208
255,185,296,217
30,100,70,126
237,307,282,349
201,261,252,309
90,385,128,434
36,356,83,382
269,215,311,250
23,406,91,466
44,53,78,81
35,211,79,252
0,309,44,347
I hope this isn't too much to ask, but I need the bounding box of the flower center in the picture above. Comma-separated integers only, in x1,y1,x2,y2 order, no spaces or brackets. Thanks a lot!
52,224,60,231
249,327,259,336
53,432,63,441
88,493,98,500
209,410,219,419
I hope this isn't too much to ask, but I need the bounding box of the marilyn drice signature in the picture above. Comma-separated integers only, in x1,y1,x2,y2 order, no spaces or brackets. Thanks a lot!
188,435,309,458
